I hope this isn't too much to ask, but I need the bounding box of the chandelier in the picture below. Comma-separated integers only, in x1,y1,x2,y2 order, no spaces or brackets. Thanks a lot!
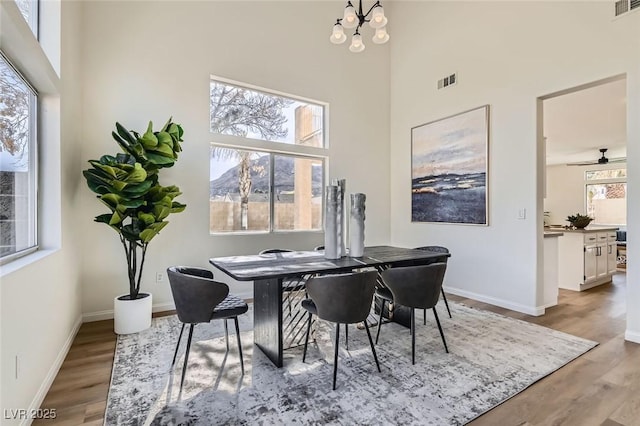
330,1,389,53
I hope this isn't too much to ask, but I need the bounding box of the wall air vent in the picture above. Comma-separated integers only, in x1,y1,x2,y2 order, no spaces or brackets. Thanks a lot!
437,73,457,90
615,0,640,17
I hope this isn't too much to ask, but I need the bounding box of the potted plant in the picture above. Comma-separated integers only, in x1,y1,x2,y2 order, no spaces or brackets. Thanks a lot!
83,118,186,334
566,213,593,229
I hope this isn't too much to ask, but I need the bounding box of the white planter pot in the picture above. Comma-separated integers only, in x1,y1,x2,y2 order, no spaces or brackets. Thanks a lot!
114,293,152,334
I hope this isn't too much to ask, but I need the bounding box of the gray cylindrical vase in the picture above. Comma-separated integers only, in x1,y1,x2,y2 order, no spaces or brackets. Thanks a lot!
331,179,346,257
349,193,366,258
324,185,340,259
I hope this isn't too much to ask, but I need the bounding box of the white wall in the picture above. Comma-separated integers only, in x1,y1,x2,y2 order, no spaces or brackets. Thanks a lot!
0,0,84,420
545,163,627,226
389,2,640,317
545,165,586,225
78,1,391,315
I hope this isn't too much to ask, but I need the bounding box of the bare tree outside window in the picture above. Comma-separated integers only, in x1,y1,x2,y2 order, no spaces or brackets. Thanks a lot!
0,54,37,260
209,78,326,233
0,57,30,164
210,82,292,140
16,0,38,37
210,81,292,230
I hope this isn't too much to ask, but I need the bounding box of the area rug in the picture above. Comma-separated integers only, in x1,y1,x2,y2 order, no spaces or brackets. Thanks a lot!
105,301,597,425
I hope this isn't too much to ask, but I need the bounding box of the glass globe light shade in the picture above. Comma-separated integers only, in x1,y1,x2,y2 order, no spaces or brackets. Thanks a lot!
342,5,358,29
372,27,389,44
349,33,365,53
330,24,347,44
369,6,387,28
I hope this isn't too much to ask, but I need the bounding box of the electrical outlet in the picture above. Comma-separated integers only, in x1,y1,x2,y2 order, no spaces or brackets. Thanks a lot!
156,272,164,283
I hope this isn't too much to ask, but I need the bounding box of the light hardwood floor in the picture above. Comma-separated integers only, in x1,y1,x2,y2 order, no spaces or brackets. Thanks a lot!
35,274,639,425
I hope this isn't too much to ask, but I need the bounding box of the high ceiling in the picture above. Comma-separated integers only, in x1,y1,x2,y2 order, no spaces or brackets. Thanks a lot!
544,78,627,165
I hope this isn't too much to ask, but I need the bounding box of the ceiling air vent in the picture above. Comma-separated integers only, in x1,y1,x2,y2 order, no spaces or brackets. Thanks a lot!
615,0,639,16
615,0,629,16
437,73,457,90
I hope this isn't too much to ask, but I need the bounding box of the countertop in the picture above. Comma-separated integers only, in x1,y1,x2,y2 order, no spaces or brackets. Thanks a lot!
544,226,618,234
544,231,564,238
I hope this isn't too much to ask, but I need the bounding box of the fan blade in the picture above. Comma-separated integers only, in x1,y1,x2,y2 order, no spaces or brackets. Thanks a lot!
566,161,598,166
566,157,626,166
608,157,626,163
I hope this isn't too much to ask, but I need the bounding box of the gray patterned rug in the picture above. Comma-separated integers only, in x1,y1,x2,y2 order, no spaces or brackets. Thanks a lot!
105,301,596,425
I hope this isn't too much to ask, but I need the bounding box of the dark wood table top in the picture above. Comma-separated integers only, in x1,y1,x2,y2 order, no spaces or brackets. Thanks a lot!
209,245,450,281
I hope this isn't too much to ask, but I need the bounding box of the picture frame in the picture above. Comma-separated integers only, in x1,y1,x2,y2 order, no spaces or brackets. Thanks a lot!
411,105,489,225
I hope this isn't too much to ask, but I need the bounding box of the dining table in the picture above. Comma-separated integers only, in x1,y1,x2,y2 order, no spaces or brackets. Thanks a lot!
209,245,450,367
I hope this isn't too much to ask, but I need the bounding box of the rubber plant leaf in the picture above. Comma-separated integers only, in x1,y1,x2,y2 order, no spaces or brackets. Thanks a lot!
140,121,159,148
145,152,175,166
170,202,186,213
137,212,155,226
140,221,169,243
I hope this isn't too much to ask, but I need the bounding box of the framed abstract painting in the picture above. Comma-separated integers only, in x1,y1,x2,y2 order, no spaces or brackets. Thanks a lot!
411,105,489,225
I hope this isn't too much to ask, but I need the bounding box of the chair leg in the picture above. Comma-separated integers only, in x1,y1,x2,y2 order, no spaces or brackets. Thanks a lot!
423,308,426,325
224,319,229,353
433,308,449,353
302,312,312,363
345,324,349,351
411,308,416,365
442,289,452,318
375,298,385,345
363,321,381,373
232,317,244,376
171,323,186,368
333,323,340,391
180,324,195,392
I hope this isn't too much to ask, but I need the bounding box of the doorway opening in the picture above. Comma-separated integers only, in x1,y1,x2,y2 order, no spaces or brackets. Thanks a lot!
538,74,627,313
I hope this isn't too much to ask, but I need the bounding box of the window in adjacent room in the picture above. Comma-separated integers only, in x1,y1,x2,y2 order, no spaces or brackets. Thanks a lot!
585,168,626,226
0,53,38,262
209,77,327,234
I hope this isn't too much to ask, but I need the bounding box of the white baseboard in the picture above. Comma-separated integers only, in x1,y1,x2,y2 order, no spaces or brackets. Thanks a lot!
444,286,545,316
82,308,114,322
21,315,83,426
624,330,640,344
83,301,176,322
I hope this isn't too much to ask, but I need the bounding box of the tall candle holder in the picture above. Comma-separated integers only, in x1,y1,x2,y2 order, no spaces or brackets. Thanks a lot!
324,185,340,259
349,193,366,257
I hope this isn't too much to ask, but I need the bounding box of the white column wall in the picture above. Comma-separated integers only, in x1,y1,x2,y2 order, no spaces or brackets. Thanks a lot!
0,0,84,420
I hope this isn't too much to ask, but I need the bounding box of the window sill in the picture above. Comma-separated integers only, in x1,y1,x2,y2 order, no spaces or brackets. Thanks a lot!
0,248,60,278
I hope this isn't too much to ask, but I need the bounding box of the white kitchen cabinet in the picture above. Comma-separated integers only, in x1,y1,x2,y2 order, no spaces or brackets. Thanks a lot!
595,242,608,280
584,244,598,283
557,228,618,291
607,242,617,275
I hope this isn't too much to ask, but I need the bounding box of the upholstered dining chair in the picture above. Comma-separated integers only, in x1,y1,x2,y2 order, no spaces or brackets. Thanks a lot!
301,270,381,390
414,246,452,320
376,263,449,364
167,266,248,391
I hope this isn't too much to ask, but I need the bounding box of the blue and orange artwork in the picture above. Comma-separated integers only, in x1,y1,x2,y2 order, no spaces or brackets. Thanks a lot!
411,106,489,225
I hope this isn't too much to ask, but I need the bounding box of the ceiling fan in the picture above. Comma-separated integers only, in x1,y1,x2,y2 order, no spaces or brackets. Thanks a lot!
566,148,626,166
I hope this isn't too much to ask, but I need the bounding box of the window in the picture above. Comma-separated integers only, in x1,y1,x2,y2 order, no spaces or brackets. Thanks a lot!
16,0,39,37
0,53,38,262
209,77,327,233
585,168,626,225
